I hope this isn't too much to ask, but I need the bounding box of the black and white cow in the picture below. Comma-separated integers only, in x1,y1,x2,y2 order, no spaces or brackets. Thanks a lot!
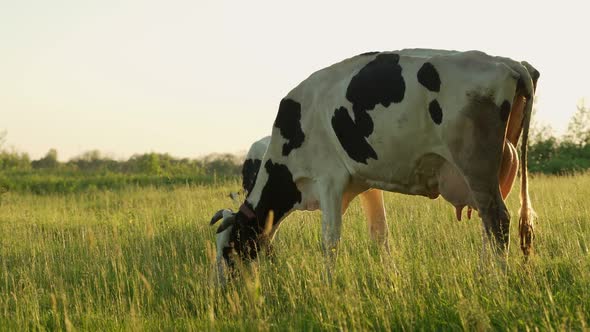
211,49,539,275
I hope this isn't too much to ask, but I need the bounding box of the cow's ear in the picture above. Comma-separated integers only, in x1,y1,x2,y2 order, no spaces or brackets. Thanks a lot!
229,192,240,204
210,209,225,225
216,215,236,234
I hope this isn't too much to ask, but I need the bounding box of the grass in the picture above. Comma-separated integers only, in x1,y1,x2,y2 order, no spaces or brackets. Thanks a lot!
0,175,589,330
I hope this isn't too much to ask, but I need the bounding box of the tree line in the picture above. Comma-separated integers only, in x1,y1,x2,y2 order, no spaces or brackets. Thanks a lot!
0,133,243,193
528,100,590,174
0,136,241,177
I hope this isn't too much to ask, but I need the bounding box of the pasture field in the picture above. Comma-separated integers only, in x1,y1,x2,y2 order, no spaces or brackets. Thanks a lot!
0,174,589,331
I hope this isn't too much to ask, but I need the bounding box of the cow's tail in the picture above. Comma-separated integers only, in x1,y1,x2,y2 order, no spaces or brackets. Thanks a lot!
516,62,539,259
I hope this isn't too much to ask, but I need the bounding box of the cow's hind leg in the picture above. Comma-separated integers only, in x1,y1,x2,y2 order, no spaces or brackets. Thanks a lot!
359,189,389,251
470,179,511,269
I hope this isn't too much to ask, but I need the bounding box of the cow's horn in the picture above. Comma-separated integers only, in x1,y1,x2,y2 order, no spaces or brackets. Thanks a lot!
210,209,225,225
210,208,233,225
216,215,236,234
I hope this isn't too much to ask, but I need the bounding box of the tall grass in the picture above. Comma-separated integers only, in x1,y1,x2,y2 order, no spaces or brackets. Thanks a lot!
0,175,588,330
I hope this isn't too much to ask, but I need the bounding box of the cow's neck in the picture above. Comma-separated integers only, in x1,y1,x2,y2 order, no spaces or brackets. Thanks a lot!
244,159,303,234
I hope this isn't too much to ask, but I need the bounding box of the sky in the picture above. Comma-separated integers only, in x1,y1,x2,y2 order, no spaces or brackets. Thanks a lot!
1,0,589,161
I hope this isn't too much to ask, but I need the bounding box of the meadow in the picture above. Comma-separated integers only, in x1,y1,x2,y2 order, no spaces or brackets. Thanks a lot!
0,174,588,330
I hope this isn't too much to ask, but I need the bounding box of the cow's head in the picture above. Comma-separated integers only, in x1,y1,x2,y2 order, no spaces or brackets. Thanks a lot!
210,204,269,280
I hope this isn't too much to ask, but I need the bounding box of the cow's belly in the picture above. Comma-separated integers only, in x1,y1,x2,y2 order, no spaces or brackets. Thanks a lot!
355,152,473,208
351,147,442,195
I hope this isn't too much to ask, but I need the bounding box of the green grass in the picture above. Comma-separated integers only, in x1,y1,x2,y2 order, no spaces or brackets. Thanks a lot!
0,175,589,330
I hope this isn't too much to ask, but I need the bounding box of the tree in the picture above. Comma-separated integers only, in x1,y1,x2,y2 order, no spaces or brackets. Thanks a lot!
128,153,162,174
528,107,555,145
564,99,590,146
32,149,60,169
68,150,118,172
0,149,31,171
202,153,241,177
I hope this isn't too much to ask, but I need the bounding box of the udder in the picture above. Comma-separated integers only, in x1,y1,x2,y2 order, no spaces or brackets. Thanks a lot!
437,161,476,221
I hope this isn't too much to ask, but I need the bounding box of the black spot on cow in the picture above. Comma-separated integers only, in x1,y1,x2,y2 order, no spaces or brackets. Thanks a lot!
500,100,511,122
359,51,380,56
333,53,406,163
255,160,302,227
346,53,406,137
274,99,305,156
417,62,441,92
428,99,443,125
332,107,377,164
241,158,262,194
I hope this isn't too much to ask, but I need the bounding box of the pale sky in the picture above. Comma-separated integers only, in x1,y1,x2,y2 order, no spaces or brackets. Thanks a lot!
1,0,589,160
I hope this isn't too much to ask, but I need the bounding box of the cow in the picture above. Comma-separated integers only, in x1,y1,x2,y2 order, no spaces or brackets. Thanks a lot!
211,49,539,278
211,135,389,249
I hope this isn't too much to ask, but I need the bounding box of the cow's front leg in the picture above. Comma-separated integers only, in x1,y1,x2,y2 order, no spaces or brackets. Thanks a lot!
318,177,347,281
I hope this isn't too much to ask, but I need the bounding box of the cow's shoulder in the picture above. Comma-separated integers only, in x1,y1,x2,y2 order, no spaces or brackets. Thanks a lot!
246,136,270,160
